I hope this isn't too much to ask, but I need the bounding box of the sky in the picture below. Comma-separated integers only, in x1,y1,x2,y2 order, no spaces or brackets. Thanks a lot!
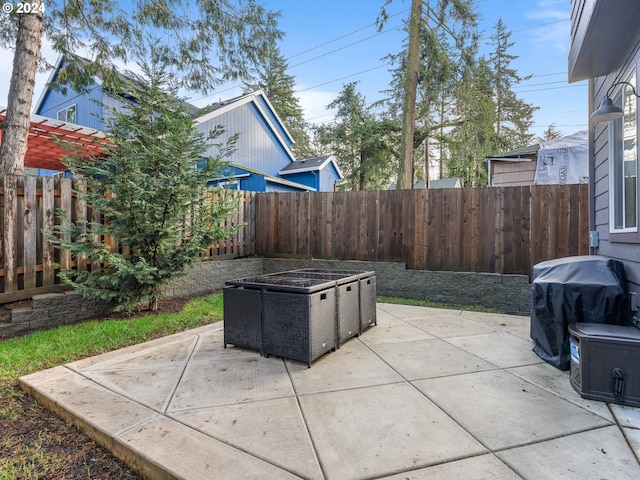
0,0,587,138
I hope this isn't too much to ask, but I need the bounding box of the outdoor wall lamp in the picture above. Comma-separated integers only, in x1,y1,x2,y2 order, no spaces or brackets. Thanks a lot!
590,81,640,123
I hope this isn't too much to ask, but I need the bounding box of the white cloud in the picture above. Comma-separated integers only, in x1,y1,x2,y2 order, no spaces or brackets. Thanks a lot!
0,38,57,111
296,88,337,125
526,0,567,21
524,0,571,53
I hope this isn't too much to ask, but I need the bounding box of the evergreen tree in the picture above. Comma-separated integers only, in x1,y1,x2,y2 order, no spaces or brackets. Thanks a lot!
487,19,537,150
243,43,314,159
539,123,563,141
0,0,282,174
314,82,398,191
47,56,238,312
381,0,479,185
446,60,498,186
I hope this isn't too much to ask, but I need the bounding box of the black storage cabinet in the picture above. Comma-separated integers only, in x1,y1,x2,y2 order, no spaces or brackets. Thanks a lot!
569,323,640,407
530,255,628,370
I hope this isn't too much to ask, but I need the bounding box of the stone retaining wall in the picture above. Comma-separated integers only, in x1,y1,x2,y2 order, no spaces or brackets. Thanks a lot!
0,257,531,338
0,259,263,339
262,258,531,316
1,291,113,339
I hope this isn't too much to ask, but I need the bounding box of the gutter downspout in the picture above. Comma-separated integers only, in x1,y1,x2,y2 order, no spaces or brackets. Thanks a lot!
588,77,597,255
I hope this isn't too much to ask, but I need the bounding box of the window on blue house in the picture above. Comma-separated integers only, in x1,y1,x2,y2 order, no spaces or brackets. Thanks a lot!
610,72,638,232
57,104,76,123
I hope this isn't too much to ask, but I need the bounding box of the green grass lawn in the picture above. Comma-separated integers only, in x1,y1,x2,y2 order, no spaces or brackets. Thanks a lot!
0,292,492,479
0,293,224,480
377,295,498,313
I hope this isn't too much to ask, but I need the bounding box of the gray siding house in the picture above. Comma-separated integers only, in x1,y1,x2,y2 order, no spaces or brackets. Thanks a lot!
570,0,640,302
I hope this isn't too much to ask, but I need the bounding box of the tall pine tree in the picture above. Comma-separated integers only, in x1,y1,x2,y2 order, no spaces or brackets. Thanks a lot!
381,0,479,185
446,59,498,186
487,19,537,151
314,82,398,191
242,43,314,159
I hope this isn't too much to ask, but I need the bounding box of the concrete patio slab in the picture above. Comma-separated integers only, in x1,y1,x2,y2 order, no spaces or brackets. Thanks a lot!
378,454,522,479
18,302,640,480
169,349,295,410
117,415,303,480
610,403,640,429
356,315,435,344
507,363,614,420
402,312,498,338
414,369,613,450
626,427,640,459
366,337,495,380
445,332,542,368
297,382,487,480
286,339,404,395
496,426,640,479
171,397,324,479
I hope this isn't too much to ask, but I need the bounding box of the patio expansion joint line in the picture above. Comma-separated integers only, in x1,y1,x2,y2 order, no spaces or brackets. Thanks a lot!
362,451,513,480
284,357,330,480
360,337,508,458
161,333,201,416
490,424,624,454
353,335,501,456
607,403,640,467
502,367,619,424
56,366,168,437
161,358,328,480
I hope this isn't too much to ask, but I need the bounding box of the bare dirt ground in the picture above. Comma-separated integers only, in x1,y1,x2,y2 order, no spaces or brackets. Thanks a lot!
2,297,190,480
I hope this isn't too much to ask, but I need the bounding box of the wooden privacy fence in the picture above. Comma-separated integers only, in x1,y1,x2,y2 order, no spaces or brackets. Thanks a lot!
255,184,589,276
0,175,255,304
1,177,588,304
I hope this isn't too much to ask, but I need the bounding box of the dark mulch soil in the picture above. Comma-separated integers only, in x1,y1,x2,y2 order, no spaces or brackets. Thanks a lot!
1,297,192,480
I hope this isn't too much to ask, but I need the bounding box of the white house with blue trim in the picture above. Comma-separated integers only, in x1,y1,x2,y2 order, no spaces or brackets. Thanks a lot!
33,56,343,192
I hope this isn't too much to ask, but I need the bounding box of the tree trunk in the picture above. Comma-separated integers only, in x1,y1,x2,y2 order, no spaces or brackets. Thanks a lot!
0,3,44,175
397,0,421,190
424,136,429,188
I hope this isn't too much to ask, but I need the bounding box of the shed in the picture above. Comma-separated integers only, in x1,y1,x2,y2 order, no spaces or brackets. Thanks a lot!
485,131,588,187
485,145,540,187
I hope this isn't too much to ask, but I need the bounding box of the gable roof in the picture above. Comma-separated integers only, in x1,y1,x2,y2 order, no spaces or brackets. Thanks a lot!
485,144,540,162
33,54,200,118
0,106,108,171
215,163,315,192
430,177,461,189
195,89,294,143
279,154,344,179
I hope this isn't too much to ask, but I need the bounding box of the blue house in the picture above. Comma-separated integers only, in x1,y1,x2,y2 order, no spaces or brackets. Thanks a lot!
279,155,343,192
33,56,343,192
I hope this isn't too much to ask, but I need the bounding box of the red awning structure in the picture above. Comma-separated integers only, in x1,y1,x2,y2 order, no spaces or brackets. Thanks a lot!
0,107,108,171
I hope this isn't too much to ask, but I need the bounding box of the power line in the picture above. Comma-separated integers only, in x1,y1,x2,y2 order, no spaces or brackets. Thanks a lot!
289,23,403,70
194,12,579,110
286,8,410,61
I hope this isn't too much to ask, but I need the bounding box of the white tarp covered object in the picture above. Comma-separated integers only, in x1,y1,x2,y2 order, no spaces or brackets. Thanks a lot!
534,130,589,185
